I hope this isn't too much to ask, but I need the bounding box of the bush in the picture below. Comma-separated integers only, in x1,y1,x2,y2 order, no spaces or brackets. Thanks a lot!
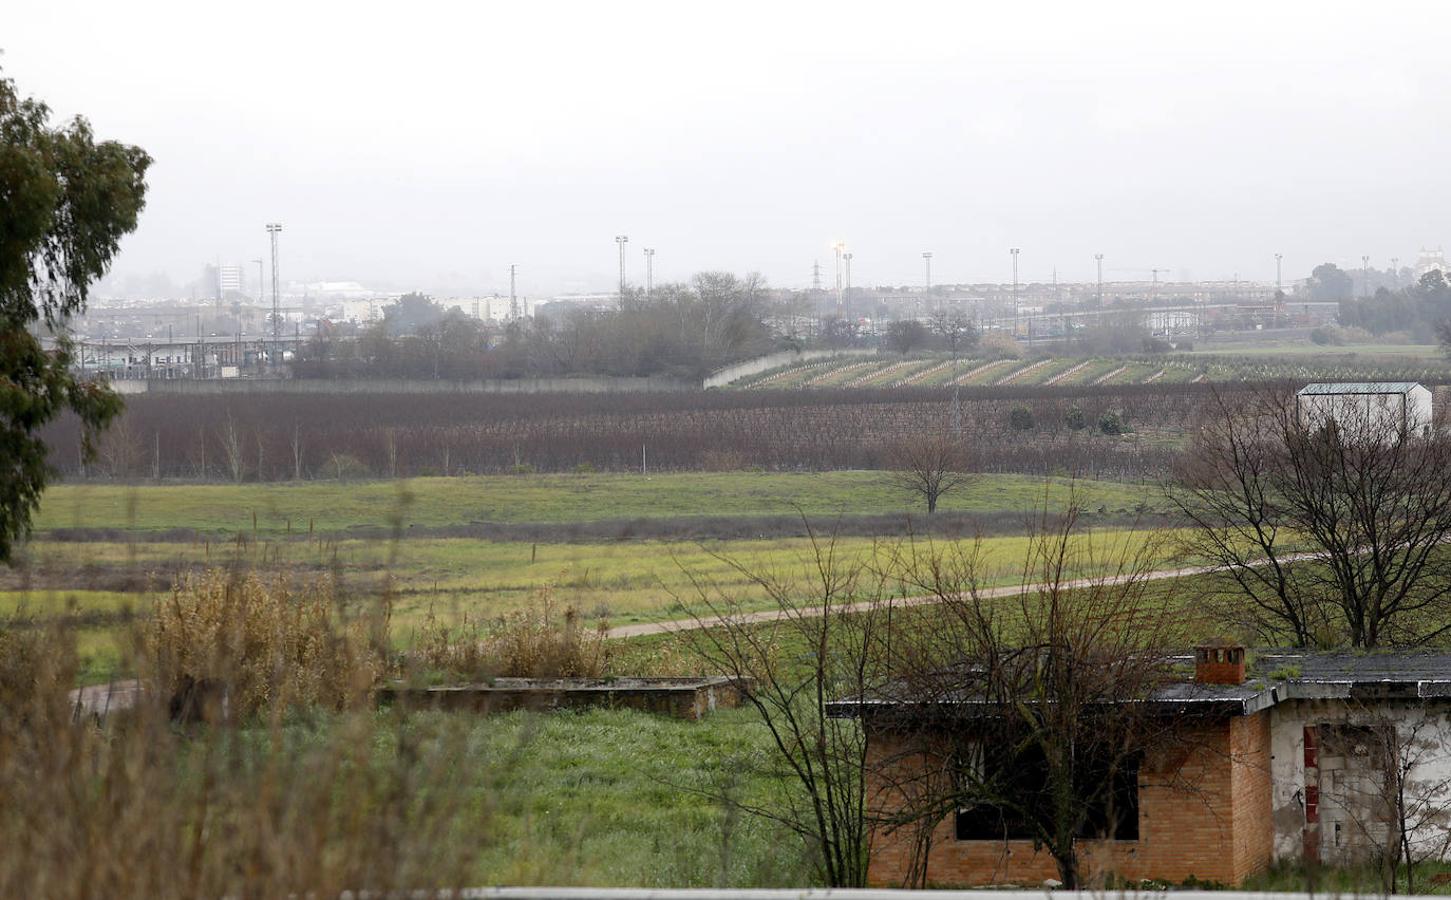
1008,406,1036,431
1099,411,1128,435
146,571,386,720
326,453,372,480
1064,406,1088,431
488,587,608,678
410,586,608,680
979,332,1022,360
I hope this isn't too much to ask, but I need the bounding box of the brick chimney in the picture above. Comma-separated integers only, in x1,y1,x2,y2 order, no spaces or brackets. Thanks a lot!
1195,644,1246,686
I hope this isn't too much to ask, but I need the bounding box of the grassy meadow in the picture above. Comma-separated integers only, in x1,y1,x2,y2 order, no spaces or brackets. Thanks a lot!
5,470,1172,683
30,470,1158,536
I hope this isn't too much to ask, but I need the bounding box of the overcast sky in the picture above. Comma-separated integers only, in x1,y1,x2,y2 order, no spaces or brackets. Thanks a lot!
6,0,1450,295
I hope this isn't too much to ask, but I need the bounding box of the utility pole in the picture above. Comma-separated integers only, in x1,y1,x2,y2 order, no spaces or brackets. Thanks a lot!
615,235,629,308
266,223,282,375
1275,253,1283,294
922,251,933,294
509,264,518,320
1362,254,1371,299
643,248,655,298
1095,253,1104,307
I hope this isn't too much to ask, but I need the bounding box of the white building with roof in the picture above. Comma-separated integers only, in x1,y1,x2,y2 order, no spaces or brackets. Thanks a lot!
1296,382,1433,439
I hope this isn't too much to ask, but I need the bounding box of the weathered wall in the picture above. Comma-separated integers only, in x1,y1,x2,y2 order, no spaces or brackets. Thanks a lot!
1268,699,1451,863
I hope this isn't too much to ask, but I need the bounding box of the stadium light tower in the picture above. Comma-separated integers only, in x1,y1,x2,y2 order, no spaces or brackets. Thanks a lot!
266,223,282,374
843,252,854,311
833,242,846,314
1095,253,1104,307
1275,253,1283,294
644,247,656,298
922,251,933,293
615,235,629,307
1010,248,1020,302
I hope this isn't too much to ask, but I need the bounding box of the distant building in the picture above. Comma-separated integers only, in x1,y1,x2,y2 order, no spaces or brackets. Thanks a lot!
1416,248,1448,280
1296,381,1433,439
218,265,244,295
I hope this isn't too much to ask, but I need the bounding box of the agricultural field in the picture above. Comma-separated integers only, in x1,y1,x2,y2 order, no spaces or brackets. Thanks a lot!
6,471,1172,683
734,350,1451,390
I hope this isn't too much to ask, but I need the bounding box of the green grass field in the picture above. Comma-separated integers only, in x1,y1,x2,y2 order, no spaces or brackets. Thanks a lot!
6,524,1180,683
31,471,1158,537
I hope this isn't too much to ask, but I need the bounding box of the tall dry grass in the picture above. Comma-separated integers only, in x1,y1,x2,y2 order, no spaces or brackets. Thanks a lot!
410,585,609,681
0,575,498,898
145,570,386,720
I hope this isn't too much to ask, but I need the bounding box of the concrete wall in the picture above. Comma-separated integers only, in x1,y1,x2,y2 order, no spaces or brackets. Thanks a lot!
703,348,875,389
122,375,697,395
1269,699,1451,864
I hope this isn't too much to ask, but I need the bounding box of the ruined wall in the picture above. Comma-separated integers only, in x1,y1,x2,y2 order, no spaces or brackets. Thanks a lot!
1268,700,1451,864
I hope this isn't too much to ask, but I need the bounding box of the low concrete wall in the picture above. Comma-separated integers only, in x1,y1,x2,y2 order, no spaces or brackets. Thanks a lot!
123,375,697,395
378,676,751,720
703,348,875,389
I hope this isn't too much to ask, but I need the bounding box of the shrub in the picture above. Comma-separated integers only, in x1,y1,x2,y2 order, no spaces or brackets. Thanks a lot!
979,332,1022,360
1064,406,1088,430
409,586,607,680
1008,406,1036,431
488,587,608,678
1099,410,1128,435
146,571,387,720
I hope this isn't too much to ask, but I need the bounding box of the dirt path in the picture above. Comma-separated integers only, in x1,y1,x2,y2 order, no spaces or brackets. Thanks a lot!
603,561,1220,639
69,560,1232,716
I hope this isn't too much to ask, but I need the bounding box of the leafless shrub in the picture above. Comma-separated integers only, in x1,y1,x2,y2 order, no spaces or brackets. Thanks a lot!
144,570,387,720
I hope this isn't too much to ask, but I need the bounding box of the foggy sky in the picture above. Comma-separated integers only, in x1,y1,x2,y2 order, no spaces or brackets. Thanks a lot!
6,0,1450,295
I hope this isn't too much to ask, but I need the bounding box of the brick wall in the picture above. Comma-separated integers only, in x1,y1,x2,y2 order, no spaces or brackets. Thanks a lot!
863,711,1274,887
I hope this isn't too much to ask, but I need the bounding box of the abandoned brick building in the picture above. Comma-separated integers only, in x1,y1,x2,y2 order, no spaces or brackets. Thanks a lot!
834,647,1451,887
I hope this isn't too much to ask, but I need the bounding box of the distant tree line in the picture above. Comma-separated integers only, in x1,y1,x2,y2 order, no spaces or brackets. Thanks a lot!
1307,262,1451,340
294,273,779,381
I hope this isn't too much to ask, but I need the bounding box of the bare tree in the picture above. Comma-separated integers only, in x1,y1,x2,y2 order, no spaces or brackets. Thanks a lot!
218,413,245,484
1172,386,1451,648
874,505,1190,888
291,420,304,481
885,432,972,514
675,525,895,887
928,307,978,356
98,415,143,479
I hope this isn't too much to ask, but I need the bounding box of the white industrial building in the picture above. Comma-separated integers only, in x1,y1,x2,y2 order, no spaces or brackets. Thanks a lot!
1296,382,1433,439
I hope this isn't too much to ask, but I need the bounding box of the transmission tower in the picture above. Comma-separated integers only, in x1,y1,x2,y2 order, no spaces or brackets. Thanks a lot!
812,260,822,292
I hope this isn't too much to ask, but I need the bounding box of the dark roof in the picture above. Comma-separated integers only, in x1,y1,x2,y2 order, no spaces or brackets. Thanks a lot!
1297,382,1424,395
829,650,1451,720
